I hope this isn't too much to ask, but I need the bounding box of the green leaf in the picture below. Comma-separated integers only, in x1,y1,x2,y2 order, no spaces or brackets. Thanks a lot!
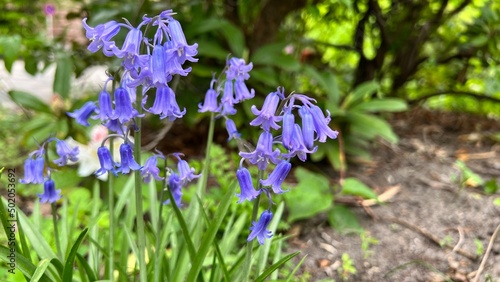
455,160,484,187
303,66,341,103
53,54,73,99
62,228,88,282
220,23,245,56
493,197,500,206
251,43,301,71
327,205,363,234
284,167,333,222
351,98,408,113
341,178,378,199
31,259,53,282
254,251,300,282
342,81,379,108
76,254,97,282
0,35,21,72
348,112,399,143
0,246,52,282
196,39,230,60
8,90,51,113
250,67,280,87
187,182,237,281
484,179,498,194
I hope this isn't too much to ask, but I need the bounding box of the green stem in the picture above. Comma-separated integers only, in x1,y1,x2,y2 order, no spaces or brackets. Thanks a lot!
134,86,147,282
241,169,264,282
198,112,215,196
154,158,168,282
108,138,115,281
51,203,62,259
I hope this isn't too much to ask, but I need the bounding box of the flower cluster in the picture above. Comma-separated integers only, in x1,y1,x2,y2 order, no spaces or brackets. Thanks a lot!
198,57,339,244
20,138,79,203
235,89,338,244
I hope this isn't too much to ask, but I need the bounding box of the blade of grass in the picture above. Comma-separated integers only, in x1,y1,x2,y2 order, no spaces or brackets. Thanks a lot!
31,258,54,282
2,198,57,259
285,254,307,282
62,228,89,281
254,251,301,282
17,211,32,263
77,253,98,282
187,182,236,281
0,245,52,282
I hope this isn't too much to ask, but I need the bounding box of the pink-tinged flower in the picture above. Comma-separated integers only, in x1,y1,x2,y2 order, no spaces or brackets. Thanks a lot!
236,166,260,203
38,179,61,204
43,4,56,16
247,210,273,245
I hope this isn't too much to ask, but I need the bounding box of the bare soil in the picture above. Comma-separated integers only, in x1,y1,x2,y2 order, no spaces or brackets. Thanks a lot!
287,108,500,282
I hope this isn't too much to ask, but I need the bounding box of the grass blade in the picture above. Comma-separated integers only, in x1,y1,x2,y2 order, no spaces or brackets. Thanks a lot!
62,228,89,282
187,181,236,281
0,245,52,282
77,253,98,282
285,254,307,282
31,258,53,282
254,251,300,282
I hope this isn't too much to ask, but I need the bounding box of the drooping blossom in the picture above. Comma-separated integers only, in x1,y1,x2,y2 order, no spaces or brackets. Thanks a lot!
247,210,273,245
38,179,61,204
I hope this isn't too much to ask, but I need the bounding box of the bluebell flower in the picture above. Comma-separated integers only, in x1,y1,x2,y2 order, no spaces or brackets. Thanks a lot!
93,88,115,122
306,105,339,142
236,166,260,203
20,157,45,184
104,119,126,135
166,18,198,65
114,87,140,124
82,18,120,53
281,109,295,150
68,101,97,126
239,131,280,170
174,154,200,186
109,27,144,69
117,143,142,174
164,41,194,76
163,173,183,207
53,139,79,166
226,57,252,81
150,44,171,86
38,179,61,204
198,81,219,113
96,146,118,176
298,106,315,150
283,124,317,162
147,86,186,120
225,118,240,141
219,101,237,116
234,80,255,102
250,88,284,131
247,210,273,245
141,156,164,183
260,160,291,194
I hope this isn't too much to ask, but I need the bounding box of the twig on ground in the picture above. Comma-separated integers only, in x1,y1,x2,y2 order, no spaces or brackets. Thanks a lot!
472,223,500,282
383,216,477,261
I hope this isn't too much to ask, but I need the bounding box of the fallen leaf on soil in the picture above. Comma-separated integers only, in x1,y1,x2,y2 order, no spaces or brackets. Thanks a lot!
455,149,496,161
362,185,401,206
317,259,332,268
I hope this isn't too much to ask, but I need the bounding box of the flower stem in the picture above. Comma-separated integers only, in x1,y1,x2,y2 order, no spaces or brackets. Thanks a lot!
154,158,168,282
108,139,115,281
51,203,62,259
134,86,147,282
197,112,215,196
241,169,263,281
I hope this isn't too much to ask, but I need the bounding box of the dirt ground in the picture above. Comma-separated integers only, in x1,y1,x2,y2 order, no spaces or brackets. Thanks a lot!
287,108,500,282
